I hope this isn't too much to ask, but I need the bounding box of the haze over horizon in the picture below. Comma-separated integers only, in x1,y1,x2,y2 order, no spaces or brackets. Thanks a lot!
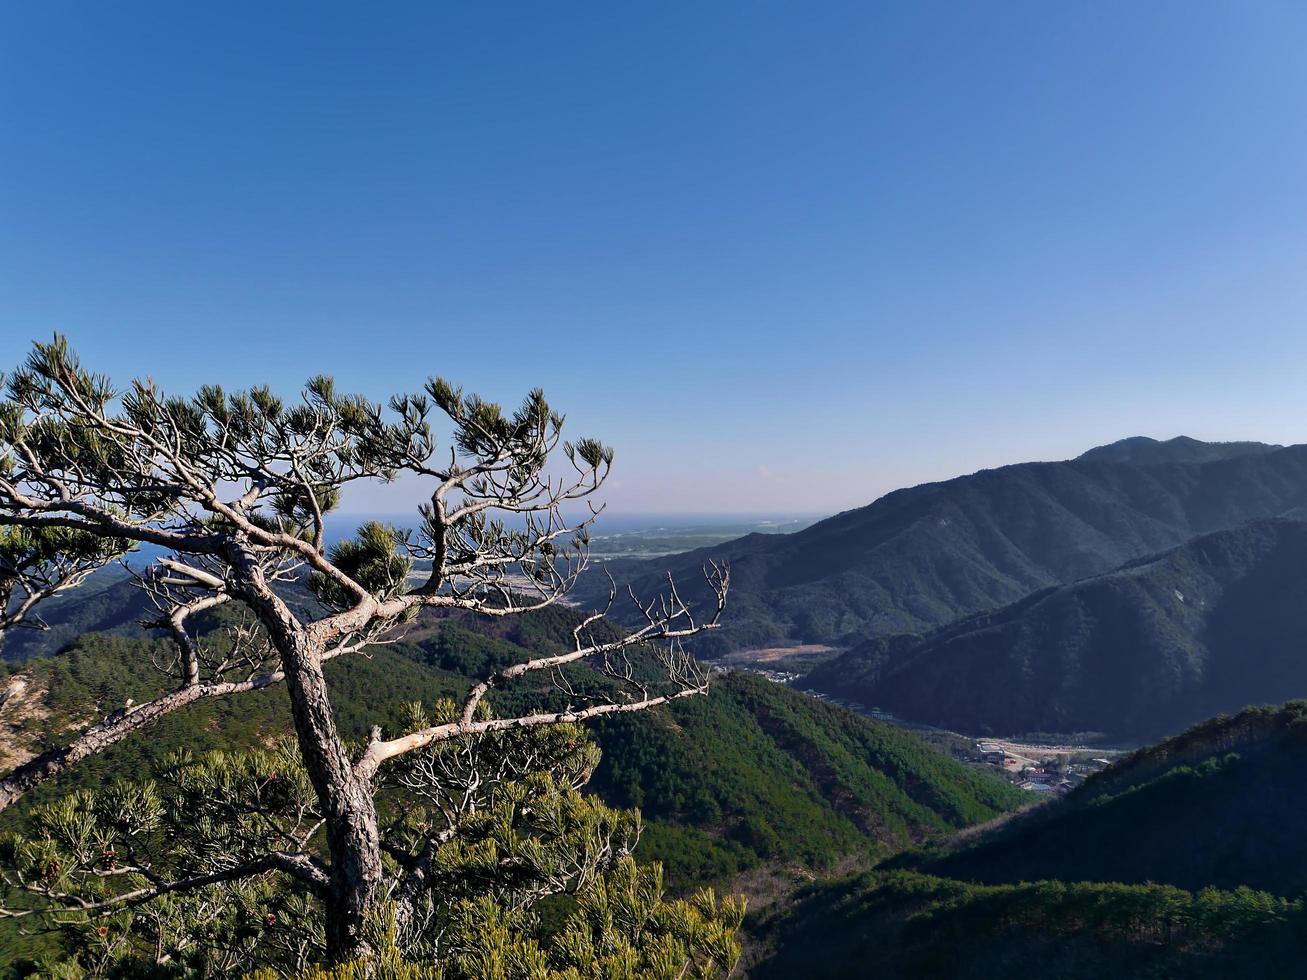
327,433,1294,519
5,3,1307,513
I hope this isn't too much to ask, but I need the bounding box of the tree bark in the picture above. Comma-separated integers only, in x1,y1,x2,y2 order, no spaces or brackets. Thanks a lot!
281,635,382,961
0,639,364,815
0,686,205,811
233,551,383,962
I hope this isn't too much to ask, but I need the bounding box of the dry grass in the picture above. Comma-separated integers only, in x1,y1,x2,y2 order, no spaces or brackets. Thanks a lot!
719,644,839,666
0,674,49,770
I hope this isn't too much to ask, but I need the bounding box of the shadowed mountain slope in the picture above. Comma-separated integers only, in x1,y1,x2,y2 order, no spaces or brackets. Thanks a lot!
750,701,1307,979
749,869,1307,980
893,701,1307,896
576,438,1307,654
805,518,1307,739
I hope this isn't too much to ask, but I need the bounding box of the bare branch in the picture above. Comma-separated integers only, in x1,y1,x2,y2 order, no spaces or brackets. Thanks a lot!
0,635,369,812
355,563,729,778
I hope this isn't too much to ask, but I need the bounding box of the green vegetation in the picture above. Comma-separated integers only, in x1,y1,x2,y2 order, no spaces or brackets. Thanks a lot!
0,612,1024,974
2,627,1021,888
752,870,1307,979
748,699,1307,978
0,568,324,663
1,636,467,811
806,517,1307,738
892,701,1307,896
589,673,1025,883
247,863,743,980
0,724,744,979
0,568,147,663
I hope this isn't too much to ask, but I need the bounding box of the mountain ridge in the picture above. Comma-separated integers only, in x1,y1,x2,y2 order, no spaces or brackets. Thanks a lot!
1076,435,1283,465
576,438,1307,654
803,516,1307,739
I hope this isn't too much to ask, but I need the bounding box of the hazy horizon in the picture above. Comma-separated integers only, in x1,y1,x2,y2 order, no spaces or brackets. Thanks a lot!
328,431,1293,517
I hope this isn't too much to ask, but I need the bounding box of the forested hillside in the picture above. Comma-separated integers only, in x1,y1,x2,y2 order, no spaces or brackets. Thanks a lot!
805,518,1307,738
392,612,1023,882
587,672,1023,883
750,870,1307,979
749,700,1307,978
0,566,148,661
0,606,1021,902
892,701,1307,895
0,609,1023,971
577,438,1307,654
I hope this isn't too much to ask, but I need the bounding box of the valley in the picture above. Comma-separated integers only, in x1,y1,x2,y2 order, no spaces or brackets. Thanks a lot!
8,6,1302,974
762,671,1129,794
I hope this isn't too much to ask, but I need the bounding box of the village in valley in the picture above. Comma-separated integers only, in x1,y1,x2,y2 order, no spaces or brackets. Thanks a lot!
972,740,1119,795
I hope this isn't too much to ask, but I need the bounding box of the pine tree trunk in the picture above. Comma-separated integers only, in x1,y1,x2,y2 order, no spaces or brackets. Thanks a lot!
284,650,382,960
235,554,384,961
322,767,383,960
280,629,384,961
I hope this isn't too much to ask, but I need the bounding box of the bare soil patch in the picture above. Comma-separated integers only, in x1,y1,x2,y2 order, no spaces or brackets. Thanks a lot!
720,644,839,666
0,674,49,770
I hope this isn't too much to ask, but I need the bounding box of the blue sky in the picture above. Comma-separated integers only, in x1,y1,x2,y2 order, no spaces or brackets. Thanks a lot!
3,2,1307,515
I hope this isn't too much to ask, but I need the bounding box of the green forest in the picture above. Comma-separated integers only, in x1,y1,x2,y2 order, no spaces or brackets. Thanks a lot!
0,608,1023,975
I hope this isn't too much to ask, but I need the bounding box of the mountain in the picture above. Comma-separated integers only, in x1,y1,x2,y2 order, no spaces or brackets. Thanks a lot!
1077,435,1282,465
804,518,1307,739
0,566,151,661
893,700,1307,895
749,701,1307,979
749,869,1307,979
0,608,1025,970
0,565,325,662
587,671,1025,884
575,438,1307,656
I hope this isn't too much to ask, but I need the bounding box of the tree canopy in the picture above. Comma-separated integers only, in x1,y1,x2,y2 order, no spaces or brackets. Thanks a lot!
0,336,732,971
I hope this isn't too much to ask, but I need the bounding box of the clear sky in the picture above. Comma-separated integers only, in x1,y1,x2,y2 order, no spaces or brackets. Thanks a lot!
3,3,1307,515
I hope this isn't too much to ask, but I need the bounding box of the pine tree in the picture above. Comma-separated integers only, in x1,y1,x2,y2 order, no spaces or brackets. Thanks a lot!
2,718,744,977
0,336,730,964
